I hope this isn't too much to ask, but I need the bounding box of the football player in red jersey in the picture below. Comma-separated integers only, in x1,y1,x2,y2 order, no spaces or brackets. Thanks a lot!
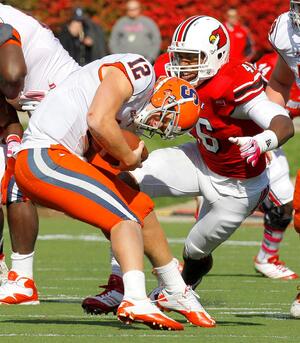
82,15,294,316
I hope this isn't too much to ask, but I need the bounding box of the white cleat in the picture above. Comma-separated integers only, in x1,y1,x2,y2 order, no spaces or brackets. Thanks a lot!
254,255,298,280
117,297,184,330
290,292,300,318
0,270,39,305
149,286,216,328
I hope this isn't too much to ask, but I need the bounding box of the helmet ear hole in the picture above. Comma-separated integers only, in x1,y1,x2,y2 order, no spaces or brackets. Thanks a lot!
217,52,223,60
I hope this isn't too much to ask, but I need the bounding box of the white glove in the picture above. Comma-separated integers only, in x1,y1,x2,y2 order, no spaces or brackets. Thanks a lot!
19,90,49,112
229,130,278,167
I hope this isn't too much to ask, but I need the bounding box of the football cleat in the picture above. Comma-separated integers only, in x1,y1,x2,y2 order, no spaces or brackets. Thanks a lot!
117,297,184,330
254,255,299,280
149,286,216,328
290,290,300,318
0,270,39,305
82,274,124,315
0,255,9,285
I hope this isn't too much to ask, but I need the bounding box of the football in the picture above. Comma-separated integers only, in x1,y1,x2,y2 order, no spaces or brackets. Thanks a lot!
90,129,148,167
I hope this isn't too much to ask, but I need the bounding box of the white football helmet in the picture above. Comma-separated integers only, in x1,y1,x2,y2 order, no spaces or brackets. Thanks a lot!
290,0,300,30
167,16,230,85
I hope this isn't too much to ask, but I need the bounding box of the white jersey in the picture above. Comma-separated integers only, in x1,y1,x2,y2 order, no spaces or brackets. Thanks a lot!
0,4,79,92
21,54,155,157
269,12,300,88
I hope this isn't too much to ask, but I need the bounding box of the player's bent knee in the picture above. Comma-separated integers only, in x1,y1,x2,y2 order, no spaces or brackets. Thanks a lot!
183,240,208,260
263,201,293,230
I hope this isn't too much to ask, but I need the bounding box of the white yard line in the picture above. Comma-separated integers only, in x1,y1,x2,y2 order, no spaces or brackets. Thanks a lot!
37,234,264,246
0,333,293,339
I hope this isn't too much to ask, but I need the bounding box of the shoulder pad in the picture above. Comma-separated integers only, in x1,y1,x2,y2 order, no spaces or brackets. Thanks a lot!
232,63,264,104
0,23,14,46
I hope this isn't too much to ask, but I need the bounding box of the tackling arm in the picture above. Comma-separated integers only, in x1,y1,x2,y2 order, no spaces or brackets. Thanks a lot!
229,92,294,166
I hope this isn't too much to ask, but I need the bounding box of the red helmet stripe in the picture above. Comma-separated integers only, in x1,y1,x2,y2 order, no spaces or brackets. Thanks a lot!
175,16,201,42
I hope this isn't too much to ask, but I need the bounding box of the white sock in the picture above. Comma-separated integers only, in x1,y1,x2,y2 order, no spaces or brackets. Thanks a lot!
123,270,147,300
110,247,122,277
154,258,186,293
11,251,34,279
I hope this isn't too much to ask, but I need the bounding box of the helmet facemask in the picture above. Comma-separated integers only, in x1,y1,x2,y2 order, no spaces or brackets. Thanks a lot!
290,0,300,30
167,49,210,86
134,77,200,139
134,96,184,139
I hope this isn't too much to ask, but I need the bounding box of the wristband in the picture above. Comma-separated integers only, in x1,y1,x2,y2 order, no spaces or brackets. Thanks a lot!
253,130,278,153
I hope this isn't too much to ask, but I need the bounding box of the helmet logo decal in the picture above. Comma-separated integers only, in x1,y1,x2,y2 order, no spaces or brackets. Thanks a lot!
209,26,227,50
181,85,199,105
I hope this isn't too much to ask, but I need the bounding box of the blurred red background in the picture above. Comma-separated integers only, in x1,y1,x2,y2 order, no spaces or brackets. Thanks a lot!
9,0,289,60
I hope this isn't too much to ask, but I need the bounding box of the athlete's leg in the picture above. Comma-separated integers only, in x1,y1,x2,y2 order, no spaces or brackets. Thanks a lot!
12,147,184,330
7,201,38,254
255,148,297,279
183,189,268,289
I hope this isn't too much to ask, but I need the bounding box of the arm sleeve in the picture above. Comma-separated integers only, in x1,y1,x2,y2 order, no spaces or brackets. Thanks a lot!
231,91,289,128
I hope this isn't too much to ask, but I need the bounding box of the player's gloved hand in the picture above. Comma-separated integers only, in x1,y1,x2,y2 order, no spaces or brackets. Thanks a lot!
6,134,22,158
229,130,278,167
228,136,261,167
19,90,48,112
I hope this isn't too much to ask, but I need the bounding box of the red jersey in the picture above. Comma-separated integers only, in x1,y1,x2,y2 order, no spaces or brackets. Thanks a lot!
155,54,266,179
154,52,170,79
255,52,300,118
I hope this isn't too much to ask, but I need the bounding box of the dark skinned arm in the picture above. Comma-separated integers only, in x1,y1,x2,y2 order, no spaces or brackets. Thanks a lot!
0,44,27,100
0,93,23,141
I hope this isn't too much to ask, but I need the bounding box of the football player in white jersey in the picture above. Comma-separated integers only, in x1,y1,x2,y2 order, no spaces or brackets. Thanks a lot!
267,0,300,318
252,53,298,280
11,53,216,329
0,4,79,298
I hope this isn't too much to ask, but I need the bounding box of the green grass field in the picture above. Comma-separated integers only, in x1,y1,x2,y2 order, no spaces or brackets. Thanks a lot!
0,215,299,342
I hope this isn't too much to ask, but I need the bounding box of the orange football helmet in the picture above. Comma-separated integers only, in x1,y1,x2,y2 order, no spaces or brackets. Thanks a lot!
134,76,200,139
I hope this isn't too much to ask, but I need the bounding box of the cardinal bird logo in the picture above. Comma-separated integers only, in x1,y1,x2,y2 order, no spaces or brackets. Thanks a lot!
209,26,227,50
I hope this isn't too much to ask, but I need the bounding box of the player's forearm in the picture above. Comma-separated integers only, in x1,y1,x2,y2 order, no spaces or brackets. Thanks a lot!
267,115,294,146
88,117,136,166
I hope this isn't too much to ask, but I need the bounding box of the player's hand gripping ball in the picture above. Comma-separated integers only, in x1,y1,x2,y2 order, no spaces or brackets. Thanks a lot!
87,129,148,167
